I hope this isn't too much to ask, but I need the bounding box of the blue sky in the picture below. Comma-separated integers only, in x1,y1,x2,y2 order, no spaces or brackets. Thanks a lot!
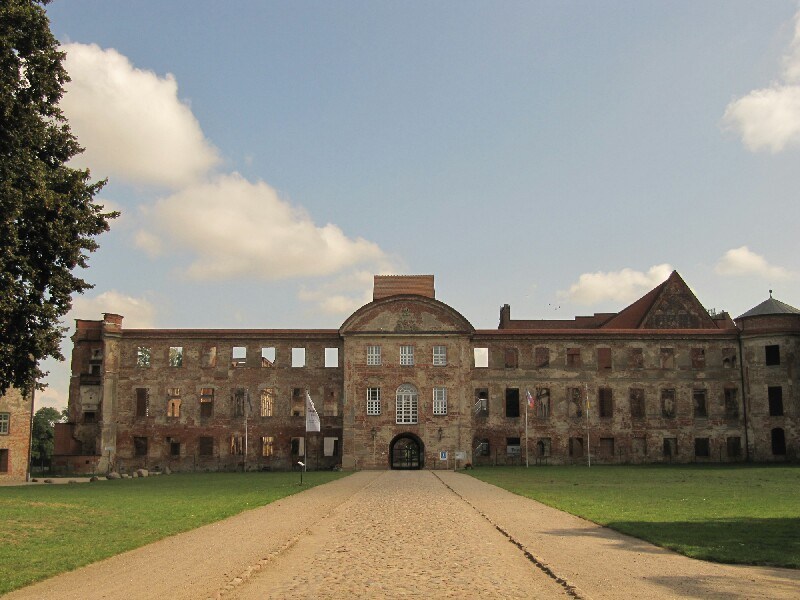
37,1,800,408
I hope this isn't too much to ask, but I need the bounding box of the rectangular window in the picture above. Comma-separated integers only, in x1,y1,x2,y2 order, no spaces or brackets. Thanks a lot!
135,388,149,418
433,387,447,415
694,438,710,458
167,388,181,418
202,346,217,368
474,438,490,456
323,437,339,457
260,388,274,417
660,347,675,369
200,387,214,418
691,348,706,369
534,347,550,368
367,387,382,415
661,389,676,418
722,348,737,369
599,437,615,458
693,389,707,418
768,386,784,416
597,347,612,371
232,388,246,417
168,346,183,367
506,437,521,456
0,413,9,435
0,449,8,472
569,387,583,418
724,387,739,418
474,389,488,416
505,388,520,418
536,387,550,418
291,348,306,367
198,436,214,456
323,387,339,417
536,438,551,457
136,346,151,368
325,348,339,367
433,345,447,366
765,344,780,366
400,345,414,366
169,439,180,457
396,390,418,424
134,436,148,457
504,348,518,369
291,437,305,456
474,347,489,368
663,437,678,458
628,348,644,369
598,387,613,418
367,345,381,366
230,435,244,455
232,346,247,368
726,436,742,458
629,388,645,419
261,347,276,367
569,437,584,458
566,347,581,368
261,436,274,457
291,388,305,416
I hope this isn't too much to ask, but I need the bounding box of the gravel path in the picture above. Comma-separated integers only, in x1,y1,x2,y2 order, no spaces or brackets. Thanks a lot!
5,470,799,599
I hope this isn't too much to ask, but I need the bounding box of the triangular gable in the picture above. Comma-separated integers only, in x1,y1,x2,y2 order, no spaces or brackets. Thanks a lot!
603,271,718,330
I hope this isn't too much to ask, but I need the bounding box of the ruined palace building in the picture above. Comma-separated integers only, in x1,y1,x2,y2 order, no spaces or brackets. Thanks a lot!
48,272,799,474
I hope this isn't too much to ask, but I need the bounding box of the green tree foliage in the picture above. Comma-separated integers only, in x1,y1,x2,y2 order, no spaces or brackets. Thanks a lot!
0,0,116,396
30,405,65,463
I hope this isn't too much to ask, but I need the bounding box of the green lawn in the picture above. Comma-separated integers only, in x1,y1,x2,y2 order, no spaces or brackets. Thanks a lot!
468,464,800,568
0,471,347,595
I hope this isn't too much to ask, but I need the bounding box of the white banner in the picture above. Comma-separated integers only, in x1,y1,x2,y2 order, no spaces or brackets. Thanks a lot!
305,391,321,432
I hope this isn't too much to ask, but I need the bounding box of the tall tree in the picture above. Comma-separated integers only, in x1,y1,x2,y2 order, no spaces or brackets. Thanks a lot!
30,405,65,467
0,0,116,396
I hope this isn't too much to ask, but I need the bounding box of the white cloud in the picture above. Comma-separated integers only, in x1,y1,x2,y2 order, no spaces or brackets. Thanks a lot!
35,384,68,412
298,270,387,315
560,264,673,306
61,43,219,187
70,290,157,328
714,246,793,280
146,173,391,281
133,229,164,257
723,10,800,153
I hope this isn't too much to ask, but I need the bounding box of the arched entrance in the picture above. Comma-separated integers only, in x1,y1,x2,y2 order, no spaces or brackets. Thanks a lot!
390,432,425,470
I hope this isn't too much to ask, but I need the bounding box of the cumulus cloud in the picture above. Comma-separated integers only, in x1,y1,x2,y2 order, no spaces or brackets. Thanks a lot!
145,173,390,281
297,270,397,315
61,43,220,187
723,10,800,152
714,246,793,280
560,264,673,306
70,290,156,328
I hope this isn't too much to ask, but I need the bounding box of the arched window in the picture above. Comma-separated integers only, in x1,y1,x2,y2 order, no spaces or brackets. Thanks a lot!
396,384,418,425
771,428,786,456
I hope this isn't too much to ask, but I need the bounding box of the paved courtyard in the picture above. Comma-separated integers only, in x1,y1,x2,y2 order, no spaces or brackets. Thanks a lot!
6,470,799,599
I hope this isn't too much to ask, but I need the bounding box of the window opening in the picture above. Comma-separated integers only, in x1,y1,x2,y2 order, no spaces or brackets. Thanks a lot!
367,387,381,415
134,436,148,456
534,346,550,368
768,386,784,416
291,388,305,416
433,345,447,366
202,346,217,368
569,387,583,418
261,347,276,367
663,437,678,458
474,388,488,416
661,389,676,418
199,436,214,456
536,387,550,418
167,388,181,418
660,348,674,369
400,345,414,366
629,388,645,419
598,387,613,418
474,439,490,456
599,437,615,458
396,384,419,424
694,438,710,457
261,436,274,457
693,389,707,418
291,437,305,456
230,435,244,455
325,348,339,368
367,345,381,366
433,387,447,415
474,347,488,368
771,428,786,455
323,437,339,457
200,387,214,418
506,437,521,456
136,346,151,368
232,388,247,417
504,348,518,369
232,346,247,368
0,413,9,435
722,348,737,369
135,388,149,418
566,347,581,368
724,388,739,418
765,345,780,366
260,388,274,417
628,348,644,369
505,388,520,418
597,347,612,371
169,346,183,367
291,347,305,367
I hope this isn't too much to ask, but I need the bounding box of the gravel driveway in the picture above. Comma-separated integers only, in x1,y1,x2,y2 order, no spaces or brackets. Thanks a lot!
5,470,799,599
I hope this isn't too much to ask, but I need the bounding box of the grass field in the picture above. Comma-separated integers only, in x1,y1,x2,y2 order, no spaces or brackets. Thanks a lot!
0,471,347,595
468,464,800,568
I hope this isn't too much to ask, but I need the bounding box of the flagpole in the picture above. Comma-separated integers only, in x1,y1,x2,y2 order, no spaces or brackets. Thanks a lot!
584,383,591,468
525,388,529,468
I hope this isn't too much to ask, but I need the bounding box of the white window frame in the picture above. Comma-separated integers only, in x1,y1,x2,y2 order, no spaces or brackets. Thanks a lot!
367,345,381,366
0,413,9,435
433,345,447,366
400,345,414,366
367,387,381,415
396,384,419,424
433,387,447,415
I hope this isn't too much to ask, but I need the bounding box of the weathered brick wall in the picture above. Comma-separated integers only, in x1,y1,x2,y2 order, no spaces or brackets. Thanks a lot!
0,387,33,482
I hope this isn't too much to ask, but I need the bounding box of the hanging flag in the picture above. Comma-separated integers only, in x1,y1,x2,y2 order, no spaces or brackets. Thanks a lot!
526,388,535,409
305,390,321,432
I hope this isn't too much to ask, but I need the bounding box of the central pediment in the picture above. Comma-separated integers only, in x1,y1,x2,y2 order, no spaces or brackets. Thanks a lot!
340,295,474,335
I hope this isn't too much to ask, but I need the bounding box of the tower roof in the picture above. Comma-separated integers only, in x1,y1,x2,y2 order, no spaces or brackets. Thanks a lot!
737,295,800,320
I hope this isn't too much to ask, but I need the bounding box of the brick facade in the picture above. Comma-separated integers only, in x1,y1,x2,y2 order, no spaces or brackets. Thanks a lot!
54,272,799,473
0,387,33,482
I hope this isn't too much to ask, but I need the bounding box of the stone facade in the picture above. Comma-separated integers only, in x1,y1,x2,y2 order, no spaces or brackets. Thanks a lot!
54,273,799,473
0,387,33,482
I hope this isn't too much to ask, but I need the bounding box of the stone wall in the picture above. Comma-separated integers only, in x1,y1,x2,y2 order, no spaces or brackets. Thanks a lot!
0,387,33,482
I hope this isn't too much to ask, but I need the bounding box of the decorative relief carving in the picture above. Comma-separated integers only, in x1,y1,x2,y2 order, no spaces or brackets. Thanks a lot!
394,307,419,331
